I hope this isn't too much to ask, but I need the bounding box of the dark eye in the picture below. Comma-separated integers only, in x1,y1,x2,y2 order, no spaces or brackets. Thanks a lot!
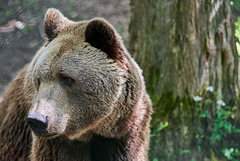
33,77,41,91
37,78,41,89
60,74,75,87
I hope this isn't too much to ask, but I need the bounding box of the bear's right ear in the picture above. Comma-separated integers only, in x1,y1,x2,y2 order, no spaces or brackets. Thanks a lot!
44,8,71,42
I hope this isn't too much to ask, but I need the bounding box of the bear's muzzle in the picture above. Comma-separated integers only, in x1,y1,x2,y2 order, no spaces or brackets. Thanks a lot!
27,113,49,136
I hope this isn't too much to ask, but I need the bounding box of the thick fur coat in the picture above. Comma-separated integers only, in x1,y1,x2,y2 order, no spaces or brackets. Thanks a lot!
0,9,152,161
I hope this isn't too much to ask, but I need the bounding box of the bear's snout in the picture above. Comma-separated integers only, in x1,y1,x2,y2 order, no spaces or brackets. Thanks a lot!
27,113,49,136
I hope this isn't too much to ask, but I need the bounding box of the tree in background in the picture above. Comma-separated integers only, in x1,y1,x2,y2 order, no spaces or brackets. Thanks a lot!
129,0,239,160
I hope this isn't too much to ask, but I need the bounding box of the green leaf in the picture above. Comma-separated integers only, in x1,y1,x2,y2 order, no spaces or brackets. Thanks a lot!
150,134,156,137
199,110,209,118
224,122,232,134
153,158,158,161
205,98,212,105
197,145,201,152
233,128,240,133
180,150,191,155
156,122,168,131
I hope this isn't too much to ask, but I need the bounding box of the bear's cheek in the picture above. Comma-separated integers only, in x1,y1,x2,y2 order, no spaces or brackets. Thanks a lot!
63,104,113,138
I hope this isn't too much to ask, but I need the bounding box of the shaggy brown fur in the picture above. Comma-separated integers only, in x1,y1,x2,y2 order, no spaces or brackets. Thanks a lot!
0,9,152,161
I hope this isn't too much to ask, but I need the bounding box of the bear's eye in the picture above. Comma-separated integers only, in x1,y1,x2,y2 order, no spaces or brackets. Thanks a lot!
33,77,41,91
59,74,75,87
37,78,41,90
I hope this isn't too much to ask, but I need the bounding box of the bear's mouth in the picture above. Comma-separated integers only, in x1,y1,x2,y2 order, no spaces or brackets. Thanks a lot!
41,133,59,139
26,113,48,136
31,130,59,138
26,113,59,138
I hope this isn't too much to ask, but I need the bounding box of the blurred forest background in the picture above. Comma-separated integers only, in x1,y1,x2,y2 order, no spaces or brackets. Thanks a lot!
1,0,240,161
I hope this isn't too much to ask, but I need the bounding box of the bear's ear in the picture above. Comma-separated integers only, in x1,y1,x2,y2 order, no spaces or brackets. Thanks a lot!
44,8,71,41
85,19,125,63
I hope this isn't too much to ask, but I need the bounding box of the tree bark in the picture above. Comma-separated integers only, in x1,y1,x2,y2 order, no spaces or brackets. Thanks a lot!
129,0,239,160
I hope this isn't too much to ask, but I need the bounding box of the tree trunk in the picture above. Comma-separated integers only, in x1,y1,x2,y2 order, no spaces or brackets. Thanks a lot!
129,0,239,160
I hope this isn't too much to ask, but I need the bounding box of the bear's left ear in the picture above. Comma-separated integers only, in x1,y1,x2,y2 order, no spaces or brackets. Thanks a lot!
44,8,71,42
85,19,125,63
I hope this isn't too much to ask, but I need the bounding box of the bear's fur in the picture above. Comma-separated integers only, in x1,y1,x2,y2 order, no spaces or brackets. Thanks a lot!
0,9,152,161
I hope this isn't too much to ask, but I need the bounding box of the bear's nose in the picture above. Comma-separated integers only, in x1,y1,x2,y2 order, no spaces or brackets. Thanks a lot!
27,113,49,136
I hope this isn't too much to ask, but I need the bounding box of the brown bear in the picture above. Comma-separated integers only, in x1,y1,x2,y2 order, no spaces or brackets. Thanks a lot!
0,8,152,161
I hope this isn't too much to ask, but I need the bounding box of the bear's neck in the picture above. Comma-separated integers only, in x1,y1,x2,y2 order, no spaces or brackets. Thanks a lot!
90,134,128,160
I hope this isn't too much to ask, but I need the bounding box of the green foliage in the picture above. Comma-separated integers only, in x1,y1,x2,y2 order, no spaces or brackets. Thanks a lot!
210,105,240,143
222,148,240,161
235,18,240,40
198,110,209,118
153,158,159,161
235,17,240,56
179,150,197,161
5,8,13,16
150,121,168,144
231,0,240,12
151,84,240,160
193,86,240,161
180,150,191,155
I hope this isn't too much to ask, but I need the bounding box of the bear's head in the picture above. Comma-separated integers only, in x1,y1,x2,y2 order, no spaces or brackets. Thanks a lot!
25,9,143,140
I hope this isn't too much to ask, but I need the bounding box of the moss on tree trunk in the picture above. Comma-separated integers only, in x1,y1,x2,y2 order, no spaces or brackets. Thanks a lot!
129,0,239,160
